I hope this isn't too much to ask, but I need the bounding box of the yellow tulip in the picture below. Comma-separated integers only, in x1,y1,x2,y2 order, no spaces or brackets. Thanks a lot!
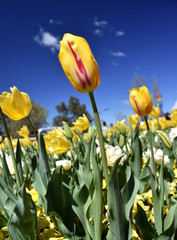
150,104,160,119
129,85,153,117
17,125,30,138
58,33,100,92
128,114,140,130
0,86,32,120
72,114,90,132
45,128,70,154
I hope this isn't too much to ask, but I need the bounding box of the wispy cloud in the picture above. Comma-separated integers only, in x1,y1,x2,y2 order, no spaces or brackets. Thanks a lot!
110,51,126,57
33,28,60,53
94,17,108,28
112,99,130,105
115,31,125,37
49,19,62,25
94,29,104,37
119,99,130,105
111,61,119,66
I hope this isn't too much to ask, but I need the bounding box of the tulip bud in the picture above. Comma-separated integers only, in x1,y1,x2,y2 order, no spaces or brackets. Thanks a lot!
116,121,126,136
58,33,101,93
63,121,73,140
156,130,172,149
119,134,125,148
88,126,95,139
129,85,153,117
56,160,71,171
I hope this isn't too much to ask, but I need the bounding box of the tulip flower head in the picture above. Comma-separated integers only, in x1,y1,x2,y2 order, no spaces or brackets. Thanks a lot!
72,114,90,132
17,125,30,138
0,86,32,120
58,33,100,92
129,85,153,117
150,104,160,119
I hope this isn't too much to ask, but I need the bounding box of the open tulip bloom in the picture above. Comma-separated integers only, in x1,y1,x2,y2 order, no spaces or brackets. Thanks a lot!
0,86,32,120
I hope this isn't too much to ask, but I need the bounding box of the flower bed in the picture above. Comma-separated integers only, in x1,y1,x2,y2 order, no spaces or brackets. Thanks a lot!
0,33,177,239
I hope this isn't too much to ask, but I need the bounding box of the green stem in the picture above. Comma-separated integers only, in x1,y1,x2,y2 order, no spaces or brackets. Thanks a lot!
88,92,109,185
26,116,38,142
144,116,157,179
0,107,21,190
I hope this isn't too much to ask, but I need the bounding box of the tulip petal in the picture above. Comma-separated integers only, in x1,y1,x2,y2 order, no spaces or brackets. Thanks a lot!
59,33,100,92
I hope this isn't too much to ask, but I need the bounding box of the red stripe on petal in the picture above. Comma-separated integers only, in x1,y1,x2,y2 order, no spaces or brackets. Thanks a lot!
75,69,86,89
67,39,91,86
132,96,142,116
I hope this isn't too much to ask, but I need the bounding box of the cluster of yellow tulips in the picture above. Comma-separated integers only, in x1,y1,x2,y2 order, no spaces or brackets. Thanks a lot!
0,33,177,240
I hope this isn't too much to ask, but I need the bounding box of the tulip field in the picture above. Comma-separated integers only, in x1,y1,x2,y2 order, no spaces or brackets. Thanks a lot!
1,34,177,239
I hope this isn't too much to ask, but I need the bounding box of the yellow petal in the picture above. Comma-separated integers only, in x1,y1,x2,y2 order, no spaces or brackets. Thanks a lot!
59,33,100,92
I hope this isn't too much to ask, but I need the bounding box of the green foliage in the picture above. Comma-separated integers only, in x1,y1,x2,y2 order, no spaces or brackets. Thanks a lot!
53,96,93,126
8,185,37,240
0,142,37,239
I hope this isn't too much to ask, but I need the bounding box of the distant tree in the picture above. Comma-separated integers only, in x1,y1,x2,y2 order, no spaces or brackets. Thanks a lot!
131,72,146,88
0,118,5,137
53,96,93,126
7,101,48,137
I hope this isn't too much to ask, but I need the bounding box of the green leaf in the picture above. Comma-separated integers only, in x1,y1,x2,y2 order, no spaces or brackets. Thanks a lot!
50,212,73,238
0,211,7,228
38,132,51,188
32,168,47,198
158,202,177,239
147,164,163,235
90,136,103,240
139,164,150,193
0,149,14,188
0,175,17,204
16,139,24,186
129,124,142,178
45,166,75,232
121,166,139,239
83,138,92,175
107,157,126,240
134,203,157,239
72,183,94,240
8,184,37,240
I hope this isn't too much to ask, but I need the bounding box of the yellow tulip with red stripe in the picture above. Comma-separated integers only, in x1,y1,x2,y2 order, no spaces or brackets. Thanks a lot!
58,33,100,92
0,86,32,120
129,85,153,117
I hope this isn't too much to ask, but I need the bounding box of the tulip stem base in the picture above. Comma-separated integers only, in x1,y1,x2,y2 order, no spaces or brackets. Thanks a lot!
88,91,109,185
0,107,21,190
144,116,157,179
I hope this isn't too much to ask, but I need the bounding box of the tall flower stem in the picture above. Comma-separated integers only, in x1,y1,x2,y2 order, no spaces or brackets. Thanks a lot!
0,107,21,190
144,116,157,179
26,116,38,142
89,92,109,185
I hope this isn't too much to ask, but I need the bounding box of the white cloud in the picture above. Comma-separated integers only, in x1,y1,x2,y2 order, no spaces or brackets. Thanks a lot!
119,99,130,105
112,99,130,105
94,17,108,28
111,61,119,66
34,28,60,53
115,31,125,37
49,19,62,25
94,29,104,37
110,51,126,57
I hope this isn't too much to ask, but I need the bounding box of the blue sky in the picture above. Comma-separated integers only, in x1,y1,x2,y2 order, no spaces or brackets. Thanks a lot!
1,0,177,126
